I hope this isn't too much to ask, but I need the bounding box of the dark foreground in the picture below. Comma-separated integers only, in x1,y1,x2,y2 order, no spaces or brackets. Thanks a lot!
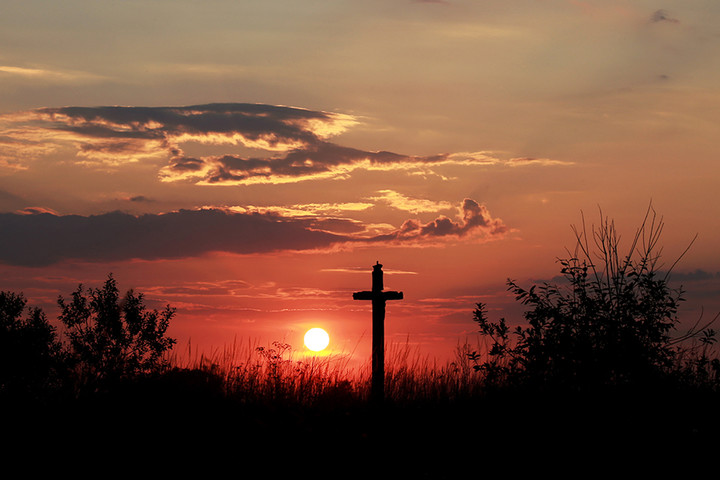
4,380,718,478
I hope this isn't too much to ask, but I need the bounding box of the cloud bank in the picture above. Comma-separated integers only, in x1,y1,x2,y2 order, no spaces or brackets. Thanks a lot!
0,198,508,266
0,208,343,266
0,103,571,182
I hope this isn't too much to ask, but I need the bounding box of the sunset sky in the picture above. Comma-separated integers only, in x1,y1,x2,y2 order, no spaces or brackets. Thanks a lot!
2,0,719,366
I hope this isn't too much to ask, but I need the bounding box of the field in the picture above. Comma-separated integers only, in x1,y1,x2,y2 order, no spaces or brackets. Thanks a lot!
6,337,717,477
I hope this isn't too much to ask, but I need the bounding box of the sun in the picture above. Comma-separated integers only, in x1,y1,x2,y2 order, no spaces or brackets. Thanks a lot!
304,327,330,352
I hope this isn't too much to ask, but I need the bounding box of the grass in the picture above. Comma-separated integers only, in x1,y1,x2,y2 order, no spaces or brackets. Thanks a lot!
153,338,500,471
166,337,487,407
7,336,719,475
141,337,719,474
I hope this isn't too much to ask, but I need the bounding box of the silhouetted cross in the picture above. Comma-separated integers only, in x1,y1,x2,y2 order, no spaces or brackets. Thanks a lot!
353,261,403,403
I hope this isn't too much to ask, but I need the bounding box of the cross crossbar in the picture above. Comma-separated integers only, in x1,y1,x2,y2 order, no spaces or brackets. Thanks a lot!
352,290,403,301
352,261,403,403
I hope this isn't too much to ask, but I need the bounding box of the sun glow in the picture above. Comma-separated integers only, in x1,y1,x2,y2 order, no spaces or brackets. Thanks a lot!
304,327,330,352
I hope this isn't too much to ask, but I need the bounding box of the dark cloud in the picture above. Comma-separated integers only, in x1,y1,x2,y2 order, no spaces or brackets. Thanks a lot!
161,142,418,185
2,103,568,184
0,208,344,267
34,103,340,148
1,103,356,168
665,269,720,282
0,199,509,266
651,9,679,24
168,156,206,172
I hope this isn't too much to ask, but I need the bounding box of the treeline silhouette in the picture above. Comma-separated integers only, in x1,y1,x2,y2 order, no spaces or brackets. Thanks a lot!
2,207,720,473
1,274,176,405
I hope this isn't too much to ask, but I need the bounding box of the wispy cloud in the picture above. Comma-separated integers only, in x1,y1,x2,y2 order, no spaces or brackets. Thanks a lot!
321,267,418,275
160,149,572,186
16,206,60,216
650,9,680,24
0,65,106,83
368,190,455,214
140,280,253,297
0,132,57,171
505,157,575,167
217,201,374,219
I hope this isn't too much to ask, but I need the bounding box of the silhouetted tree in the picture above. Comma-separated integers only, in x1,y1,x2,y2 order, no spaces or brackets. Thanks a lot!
58,274,176,394
0,291,66,401
469,205,718,392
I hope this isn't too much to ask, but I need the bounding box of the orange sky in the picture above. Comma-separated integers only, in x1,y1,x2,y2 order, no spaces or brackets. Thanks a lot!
1,1,719,366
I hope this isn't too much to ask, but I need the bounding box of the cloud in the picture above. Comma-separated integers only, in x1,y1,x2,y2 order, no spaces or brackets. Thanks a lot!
362,198,509,245
0,133,56,171
128,195,154,203
0,65,106,84
16,206,60,216
219,201,374,218
0,199,508,266
0,208,344,267
159,148,557,186
0,103,570,183
650,9,679,24
0,103,357,166
505,157,575,167
140,280,253,297
665,269,720,282
368,190,455,214
424,198,506,236
160,142,414,185
0,157,28,173
321,267,418,275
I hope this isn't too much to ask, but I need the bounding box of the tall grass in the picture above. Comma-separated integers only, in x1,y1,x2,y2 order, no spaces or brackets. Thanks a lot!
166,334,719,411
167,337,487,407
384,340,486,403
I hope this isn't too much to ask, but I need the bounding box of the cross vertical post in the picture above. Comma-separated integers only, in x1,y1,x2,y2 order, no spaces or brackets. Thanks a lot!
353,261,403,404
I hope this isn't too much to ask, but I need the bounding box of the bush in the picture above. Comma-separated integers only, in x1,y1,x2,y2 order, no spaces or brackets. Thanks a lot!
469,206,719,393
58,274,176,394
0,291,66,401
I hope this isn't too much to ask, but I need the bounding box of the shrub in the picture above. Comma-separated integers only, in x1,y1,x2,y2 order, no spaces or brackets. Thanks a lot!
58,274,176,394
0,291,66,401
469,205,718,393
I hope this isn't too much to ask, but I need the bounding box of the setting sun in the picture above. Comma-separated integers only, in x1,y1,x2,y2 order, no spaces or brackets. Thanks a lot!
304,327,330,352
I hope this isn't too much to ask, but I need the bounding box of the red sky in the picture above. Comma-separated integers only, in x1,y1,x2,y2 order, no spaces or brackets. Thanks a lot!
1,1,719,367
